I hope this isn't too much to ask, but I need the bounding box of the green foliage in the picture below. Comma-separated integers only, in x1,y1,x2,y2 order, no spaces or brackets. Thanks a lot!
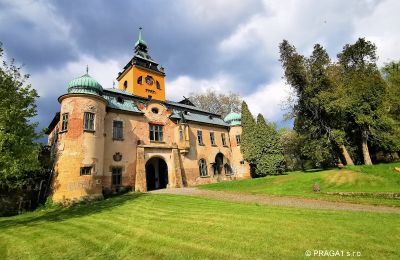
240,102,285,176
279,38,400,167
240,101,257,165
0,42,41,189
253,114,285,176
279,40,346,167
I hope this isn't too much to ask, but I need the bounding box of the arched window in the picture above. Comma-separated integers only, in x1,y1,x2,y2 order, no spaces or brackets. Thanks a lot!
156,81,161,89
123,80,128,90
199,159,208,177
137,76,143,85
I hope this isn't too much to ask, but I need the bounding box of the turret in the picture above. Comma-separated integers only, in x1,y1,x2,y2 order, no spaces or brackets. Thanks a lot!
52,69,107,203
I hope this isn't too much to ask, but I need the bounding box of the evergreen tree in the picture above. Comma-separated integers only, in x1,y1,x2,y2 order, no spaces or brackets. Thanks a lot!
279,40,354,167
254,114,285,176
0,43,41,189
240,101,257,167
337,38,391,165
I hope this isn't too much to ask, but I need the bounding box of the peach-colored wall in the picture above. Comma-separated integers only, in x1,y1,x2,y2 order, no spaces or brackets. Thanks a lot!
52,94,107,202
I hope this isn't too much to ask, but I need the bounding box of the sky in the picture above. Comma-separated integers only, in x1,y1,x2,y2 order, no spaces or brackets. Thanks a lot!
1,0,400,139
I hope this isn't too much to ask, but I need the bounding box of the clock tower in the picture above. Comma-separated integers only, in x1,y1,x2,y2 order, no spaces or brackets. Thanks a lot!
117,28,166,101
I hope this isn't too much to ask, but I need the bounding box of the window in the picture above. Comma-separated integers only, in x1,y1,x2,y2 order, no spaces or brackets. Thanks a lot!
61,113,69,131
224,163,233,175
179,126,184,141
112,167,122,186
236,134,241,145
199,159,208,177
156,81,161,89
123,80,128,90
80,166,92,176
151,107,159,114
197,130,204,145
84,112,95,131
221,133,227,146
149,124,163,142
117,97,124,103
210,132,216,146
137,76,143,84
113,121,123,140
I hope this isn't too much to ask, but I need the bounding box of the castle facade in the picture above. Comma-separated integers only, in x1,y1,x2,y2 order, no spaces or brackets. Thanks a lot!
46,31,250,202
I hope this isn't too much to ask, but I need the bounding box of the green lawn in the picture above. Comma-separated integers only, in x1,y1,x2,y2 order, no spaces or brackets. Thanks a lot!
200,162,400,206
1,193,399,259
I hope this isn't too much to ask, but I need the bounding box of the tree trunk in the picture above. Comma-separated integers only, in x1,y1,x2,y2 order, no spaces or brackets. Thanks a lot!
361,130,373,165
339,144,354,166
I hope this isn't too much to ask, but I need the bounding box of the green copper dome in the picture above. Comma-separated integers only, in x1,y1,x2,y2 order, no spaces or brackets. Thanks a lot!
68,73,103,96
224,112,241,126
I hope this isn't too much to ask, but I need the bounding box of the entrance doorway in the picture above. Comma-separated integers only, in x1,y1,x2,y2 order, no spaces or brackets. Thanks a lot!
214,152,224,175
145,157,168,191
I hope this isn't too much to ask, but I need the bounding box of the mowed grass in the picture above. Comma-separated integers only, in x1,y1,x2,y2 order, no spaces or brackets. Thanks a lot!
200,162,400,206
1,193,399,259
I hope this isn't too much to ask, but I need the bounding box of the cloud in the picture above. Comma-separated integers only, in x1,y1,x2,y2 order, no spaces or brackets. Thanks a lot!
166,74,237,101
2,0,400,137
244,80,291,122
0,0,77,70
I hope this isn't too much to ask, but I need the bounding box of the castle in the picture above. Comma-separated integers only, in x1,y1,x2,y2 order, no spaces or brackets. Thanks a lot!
46,31,250,202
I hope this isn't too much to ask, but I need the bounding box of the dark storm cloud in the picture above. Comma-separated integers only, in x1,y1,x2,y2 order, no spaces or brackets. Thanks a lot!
50,0,264,79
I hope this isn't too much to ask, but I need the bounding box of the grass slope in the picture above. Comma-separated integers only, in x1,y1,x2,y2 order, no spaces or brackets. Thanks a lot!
200,162,400,206
1,193,399,259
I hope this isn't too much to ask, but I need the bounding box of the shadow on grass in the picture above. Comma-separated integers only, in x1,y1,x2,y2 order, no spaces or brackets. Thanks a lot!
0,192,144,229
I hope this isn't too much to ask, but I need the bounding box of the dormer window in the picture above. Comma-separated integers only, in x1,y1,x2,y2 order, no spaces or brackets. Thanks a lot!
137,76,143,85
117,97,124,103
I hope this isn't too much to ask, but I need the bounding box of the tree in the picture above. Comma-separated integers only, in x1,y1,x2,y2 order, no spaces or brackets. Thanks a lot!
337,38,390,165
240,101,257,169
189,89,242,118
279,40,354,167
254,114,285,176
0,42,41,189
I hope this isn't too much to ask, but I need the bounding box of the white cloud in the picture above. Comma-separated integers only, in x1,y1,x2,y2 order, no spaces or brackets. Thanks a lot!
353,0,400,65
30,55,123,98
244,80,291,122
166,74,236,101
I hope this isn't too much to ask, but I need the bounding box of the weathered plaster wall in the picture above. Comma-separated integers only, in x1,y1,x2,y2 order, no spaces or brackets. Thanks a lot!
229,125,250,178
52,95,106,202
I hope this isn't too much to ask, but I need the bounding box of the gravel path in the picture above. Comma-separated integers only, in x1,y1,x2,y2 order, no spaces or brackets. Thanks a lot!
150,187,400,214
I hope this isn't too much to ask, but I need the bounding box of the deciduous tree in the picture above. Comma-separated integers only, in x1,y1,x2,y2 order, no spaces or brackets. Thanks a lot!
0,43,41,189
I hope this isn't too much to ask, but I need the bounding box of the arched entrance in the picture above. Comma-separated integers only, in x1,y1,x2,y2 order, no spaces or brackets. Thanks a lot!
146,157,168,191
214,152,224,175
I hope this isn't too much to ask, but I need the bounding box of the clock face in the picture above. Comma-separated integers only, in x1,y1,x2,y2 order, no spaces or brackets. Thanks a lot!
145,76,154,86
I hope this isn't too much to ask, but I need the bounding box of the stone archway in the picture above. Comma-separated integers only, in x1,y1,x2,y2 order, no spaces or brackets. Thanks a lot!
145,157,168,191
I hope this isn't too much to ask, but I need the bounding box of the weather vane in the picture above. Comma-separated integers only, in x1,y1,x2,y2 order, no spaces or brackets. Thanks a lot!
86,65,89,74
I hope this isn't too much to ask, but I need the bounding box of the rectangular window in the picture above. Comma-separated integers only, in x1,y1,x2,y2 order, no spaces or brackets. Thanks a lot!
197,130,204,145
112,167,122,186
179,126,184,141
149,124,163,142
236,134,241,145
221,133,227,146
84,112,95,131
199,159,208,177
61,113,69,131
80,166,92,176
113,121,123,140
210,132,216,146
